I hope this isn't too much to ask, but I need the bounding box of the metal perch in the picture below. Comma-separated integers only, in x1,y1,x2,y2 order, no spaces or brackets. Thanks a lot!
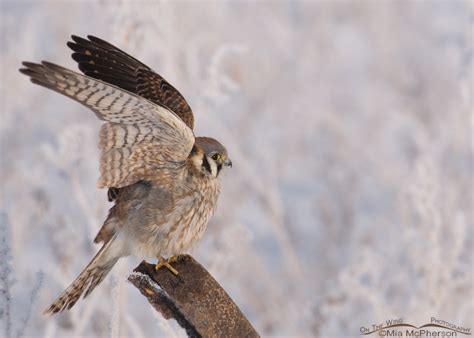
128,255,260,338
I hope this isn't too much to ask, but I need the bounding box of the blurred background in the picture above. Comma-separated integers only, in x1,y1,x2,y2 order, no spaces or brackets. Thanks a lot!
0,1,472,337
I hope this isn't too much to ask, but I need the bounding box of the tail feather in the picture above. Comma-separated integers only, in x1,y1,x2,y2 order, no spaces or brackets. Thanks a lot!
94,211,118,244
44,236,120,314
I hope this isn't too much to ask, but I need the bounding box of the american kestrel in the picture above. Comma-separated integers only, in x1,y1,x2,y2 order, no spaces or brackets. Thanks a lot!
20,35,232,314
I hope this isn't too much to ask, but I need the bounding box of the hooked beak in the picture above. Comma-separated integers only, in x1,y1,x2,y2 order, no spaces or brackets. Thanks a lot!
224,158,232,168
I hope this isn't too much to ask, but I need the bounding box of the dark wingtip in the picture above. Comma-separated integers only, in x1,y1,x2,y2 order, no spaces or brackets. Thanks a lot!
30,78,45,86
87,35,116,50
69,35,92,47
71,52,82,62
87,35,102,43
40,61,68,72
19,67,32,76
41,61,55,68
70,34,84,43
67,41,78,50
21,61,40,68
19,62,45,78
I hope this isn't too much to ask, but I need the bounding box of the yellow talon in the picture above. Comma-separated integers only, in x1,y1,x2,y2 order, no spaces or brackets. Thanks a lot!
155,256,179,275
168,255,179,263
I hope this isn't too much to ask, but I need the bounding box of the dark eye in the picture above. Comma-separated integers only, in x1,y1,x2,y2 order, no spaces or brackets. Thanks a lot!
212,153,221,161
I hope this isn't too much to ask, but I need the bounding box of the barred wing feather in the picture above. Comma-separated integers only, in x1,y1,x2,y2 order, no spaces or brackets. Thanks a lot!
67,35,195,129
20,61,195,188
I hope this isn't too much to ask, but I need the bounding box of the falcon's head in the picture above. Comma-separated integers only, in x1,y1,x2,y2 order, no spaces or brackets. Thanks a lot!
191,137,232,179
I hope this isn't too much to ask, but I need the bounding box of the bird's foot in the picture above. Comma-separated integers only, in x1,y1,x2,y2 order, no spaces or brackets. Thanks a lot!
155,256,179,275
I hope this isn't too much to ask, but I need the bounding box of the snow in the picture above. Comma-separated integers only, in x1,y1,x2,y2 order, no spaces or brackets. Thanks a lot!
1,1,472,337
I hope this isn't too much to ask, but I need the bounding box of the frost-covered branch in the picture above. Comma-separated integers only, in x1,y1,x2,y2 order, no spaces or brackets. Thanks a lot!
0,213,13,338
15,271,44,338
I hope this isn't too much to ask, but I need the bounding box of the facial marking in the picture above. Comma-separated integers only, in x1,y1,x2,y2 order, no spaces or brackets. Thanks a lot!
206,156,218,178
202,155,212,175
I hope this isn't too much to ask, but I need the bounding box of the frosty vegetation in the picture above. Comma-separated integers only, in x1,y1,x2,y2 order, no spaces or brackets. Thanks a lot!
0,1,472,337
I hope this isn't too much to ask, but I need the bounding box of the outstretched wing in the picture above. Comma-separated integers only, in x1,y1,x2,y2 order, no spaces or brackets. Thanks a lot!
67,35,195,129
20,61,194,189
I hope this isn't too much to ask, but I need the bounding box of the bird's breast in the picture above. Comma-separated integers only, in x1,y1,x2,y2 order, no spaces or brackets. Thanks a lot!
128,178,220,259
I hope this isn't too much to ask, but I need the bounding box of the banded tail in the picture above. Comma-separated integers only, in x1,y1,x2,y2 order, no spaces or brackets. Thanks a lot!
44,236,121,314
